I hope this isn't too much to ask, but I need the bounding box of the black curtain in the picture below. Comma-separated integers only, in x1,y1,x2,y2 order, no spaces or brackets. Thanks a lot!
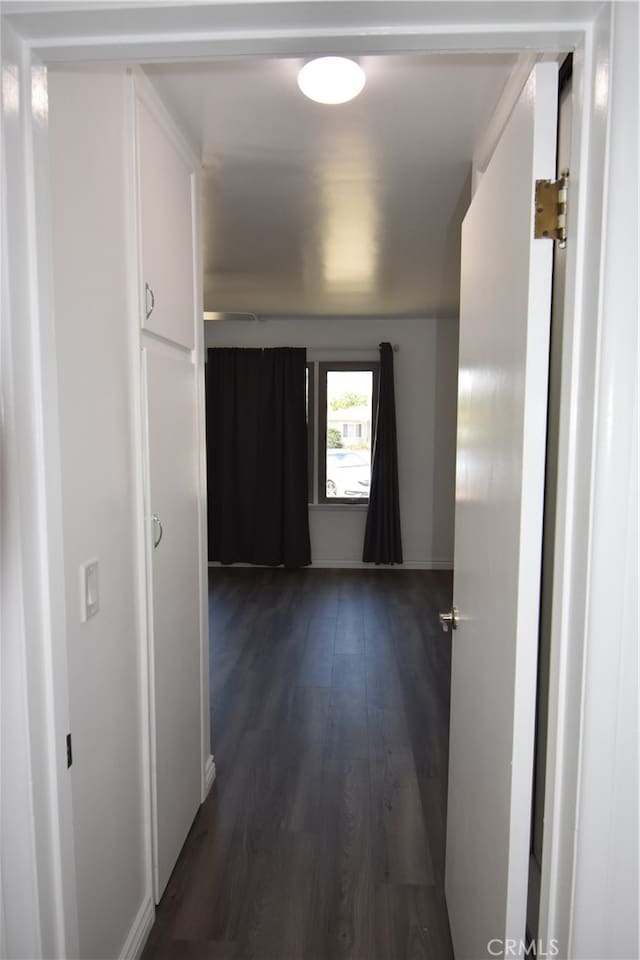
363,342,403,564
206,347,311,567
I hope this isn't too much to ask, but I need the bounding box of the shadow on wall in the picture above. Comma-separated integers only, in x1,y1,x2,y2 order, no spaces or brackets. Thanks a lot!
435,169,471,323
431,317,459,566
429,172,466,564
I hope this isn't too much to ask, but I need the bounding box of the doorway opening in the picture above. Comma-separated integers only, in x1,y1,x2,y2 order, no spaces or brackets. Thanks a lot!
130,48,564,956
13,3,604,952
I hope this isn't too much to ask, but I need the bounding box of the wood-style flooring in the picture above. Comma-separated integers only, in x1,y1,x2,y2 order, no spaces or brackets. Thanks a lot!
142,568,454,960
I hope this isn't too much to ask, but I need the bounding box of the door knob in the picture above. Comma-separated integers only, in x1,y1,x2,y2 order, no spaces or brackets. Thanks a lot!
439,607,459,632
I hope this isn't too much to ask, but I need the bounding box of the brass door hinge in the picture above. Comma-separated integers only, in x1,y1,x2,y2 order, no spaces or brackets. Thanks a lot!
534,171,568,246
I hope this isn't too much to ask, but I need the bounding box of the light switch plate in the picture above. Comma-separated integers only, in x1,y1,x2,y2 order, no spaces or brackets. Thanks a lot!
80,559,99,622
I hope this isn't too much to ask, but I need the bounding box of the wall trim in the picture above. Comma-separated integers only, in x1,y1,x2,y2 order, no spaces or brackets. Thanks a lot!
125,67,156,943
203,755,217,799
208,560,452,571
118,895,154,960
311,559,453,570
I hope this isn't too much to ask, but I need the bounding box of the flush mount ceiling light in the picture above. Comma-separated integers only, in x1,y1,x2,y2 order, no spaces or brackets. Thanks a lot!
297,57,366,105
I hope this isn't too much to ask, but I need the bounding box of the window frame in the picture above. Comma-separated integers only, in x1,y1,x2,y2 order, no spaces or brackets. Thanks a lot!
316,360,379,505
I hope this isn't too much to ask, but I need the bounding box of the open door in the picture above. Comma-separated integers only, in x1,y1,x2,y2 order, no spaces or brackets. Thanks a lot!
444,63,558,959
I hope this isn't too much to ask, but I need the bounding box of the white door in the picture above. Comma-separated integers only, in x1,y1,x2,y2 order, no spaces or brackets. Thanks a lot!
144,342,202,900
445,63,558,960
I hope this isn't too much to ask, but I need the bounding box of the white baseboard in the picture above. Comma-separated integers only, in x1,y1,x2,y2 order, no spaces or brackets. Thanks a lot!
310,559,453,570
208,560,453,571
119,894,154,960
204,754,216,797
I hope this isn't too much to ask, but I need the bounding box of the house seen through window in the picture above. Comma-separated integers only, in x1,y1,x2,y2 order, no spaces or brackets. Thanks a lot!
314,361,379,504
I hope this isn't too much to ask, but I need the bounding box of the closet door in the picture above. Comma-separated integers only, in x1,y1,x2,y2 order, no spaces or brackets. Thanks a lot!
144,342,202,899
137,97,195,349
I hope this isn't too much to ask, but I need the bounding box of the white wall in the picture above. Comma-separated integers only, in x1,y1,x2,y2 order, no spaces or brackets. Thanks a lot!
205,315,458,567
48,67,147,959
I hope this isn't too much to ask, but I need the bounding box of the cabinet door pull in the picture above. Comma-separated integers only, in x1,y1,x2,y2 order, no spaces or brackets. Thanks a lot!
152,513,163,549
145,282,155,320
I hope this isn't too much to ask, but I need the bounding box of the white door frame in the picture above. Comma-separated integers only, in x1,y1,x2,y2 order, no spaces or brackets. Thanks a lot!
1,2,634,957
129,66,214,905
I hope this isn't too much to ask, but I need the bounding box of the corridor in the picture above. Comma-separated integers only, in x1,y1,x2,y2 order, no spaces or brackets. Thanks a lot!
142,568,454,960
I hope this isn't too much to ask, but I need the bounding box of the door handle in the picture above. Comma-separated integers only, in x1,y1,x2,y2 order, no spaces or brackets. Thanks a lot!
439,607,459,633
152,513,163,549
145,282,155,320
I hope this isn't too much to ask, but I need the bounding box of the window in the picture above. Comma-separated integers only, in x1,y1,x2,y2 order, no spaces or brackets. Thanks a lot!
313,361,379,504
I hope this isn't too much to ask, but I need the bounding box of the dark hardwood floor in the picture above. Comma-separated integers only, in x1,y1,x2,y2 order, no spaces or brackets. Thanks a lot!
142,568,454,960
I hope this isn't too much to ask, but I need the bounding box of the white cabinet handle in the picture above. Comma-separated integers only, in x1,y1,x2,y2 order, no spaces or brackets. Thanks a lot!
145,282,155,320
152,513,163,549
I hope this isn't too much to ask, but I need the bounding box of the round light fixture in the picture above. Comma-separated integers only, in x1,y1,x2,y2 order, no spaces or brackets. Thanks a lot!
297,57,366,105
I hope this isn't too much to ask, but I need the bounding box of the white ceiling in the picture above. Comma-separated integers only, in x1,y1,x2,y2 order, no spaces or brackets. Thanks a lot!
144,53,517,319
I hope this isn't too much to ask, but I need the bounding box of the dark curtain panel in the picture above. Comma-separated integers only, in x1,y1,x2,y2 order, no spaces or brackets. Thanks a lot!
206,347,311,567
363,342,403,564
